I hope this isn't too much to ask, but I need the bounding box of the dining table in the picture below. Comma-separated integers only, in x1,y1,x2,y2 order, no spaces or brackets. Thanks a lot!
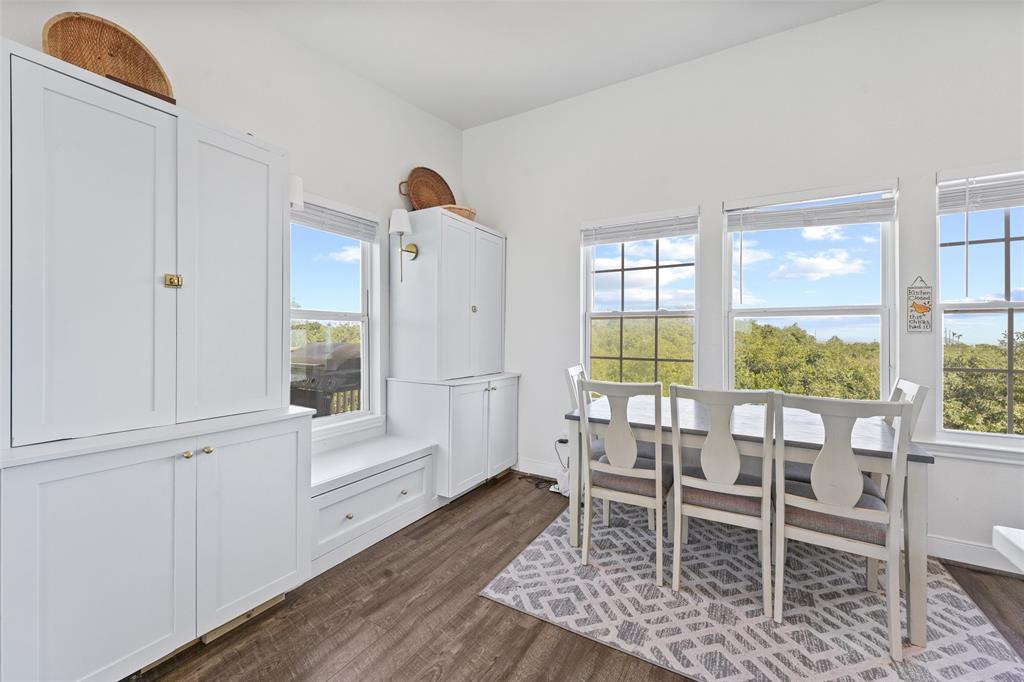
564,395,934,649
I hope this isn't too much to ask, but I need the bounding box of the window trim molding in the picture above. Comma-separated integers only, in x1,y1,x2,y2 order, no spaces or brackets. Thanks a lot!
289,191,383,430
723,192,895,400
580,211,700,388
934,196,1024,441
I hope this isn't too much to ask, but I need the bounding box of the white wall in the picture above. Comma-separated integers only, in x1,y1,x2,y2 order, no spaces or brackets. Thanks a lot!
0,2,462,222
463,2,1024,572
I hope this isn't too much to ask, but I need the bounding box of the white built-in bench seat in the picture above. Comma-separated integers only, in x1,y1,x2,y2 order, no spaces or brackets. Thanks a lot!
310,435,441,576
993,526,1024,573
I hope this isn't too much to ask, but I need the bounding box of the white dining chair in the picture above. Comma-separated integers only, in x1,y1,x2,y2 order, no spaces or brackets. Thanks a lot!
781,379,928,592
668,386,775,615
577,379,669,585
864,378,929,591
773,393,913,661
566,364,659,530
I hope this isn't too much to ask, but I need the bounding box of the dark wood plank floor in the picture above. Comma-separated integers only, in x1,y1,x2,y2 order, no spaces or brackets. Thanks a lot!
138,475,1024,682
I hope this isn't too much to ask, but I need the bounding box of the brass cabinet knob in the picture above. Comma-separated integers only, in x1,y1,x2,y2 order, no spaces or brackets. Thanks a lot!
400,489,408,496
182,450,194,459
202,446,214,454
345,513,354,520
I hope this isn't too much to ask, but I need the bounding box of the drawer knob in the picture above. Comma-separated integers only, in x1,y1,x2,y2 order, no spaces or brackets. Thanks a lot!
182,450,194,459
345,513,354,520
400,489,408,496
202,446,214,454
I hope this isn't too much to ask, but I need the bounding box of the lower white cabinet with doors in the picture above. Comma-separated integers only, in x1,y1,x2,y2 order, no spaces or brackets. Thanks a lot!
386,374,519,498
0,410,312,682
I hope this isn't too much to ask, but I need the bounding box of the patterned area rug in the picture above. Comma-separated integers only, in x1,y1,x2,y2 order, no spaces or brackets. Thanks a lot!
481,505,1024,681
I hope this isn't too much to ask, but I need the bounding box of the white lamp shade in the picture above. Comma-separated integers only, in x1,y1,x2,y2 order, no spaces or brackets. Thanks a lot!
289,175,304,211
389,208,412,235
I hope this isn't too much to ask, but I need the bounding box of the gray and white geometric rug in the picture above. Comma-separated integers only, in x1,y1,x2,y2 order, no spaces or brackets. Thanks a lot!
482,504,1024,681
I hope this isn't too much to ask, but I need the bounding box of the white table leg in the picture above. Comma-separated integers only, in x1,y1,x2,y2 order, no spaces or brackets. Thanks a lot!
905,460,928,647
568,419,581,548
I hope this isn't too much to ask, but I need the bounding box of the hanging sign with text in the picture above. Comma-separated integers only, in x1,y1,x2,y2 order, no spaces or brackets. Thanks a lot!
907,276,932,333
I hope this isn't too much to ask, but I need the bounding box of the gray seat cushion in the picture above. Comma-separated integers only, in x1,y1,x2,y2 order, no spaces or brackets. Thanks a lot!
586,438,678,462
783,480,888,545
784,461,884,499
679,466,764,516
590,455,673,498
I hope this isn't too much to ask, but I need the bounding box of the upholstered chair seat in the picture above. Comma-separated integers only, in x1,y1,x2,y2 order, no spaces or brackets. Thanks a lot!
679,466,763,516
590,455,673,497
783,480,888,545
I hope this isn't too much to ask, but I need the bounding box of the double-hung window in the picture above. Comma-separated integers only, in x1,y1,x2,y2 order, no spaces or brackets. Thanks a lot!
582,211,698,393
937,170,1024,436
726,190,896,399
289,198,379,420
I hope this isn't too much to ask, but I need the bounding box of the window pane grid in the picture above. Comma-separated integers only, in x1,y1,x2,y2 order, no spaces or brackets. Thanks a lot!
589,232,696,391
941,306,1021,434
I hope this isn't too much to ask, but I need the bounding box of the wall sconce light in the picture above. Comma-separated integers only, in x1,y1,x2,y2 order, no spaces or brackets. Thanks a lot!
389,208,418,281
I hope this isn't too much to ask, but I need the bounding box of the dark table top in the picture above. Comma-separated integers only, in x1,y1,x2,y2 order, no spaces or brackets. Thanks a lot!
566,395,934,464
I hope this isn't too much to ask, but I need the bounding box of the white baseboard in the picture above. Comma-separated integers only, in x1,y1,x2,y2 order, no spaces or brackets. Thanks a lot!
928,533,1024,575
513,457,563,480
311,496,448,578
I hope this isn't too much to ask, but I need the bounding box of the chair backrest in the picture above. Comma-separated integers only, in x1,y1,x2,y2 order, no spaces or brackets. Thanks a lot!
565,364,589,411
885,378,928,436
577,379,661,474
776,393,912,519
669,385,774,497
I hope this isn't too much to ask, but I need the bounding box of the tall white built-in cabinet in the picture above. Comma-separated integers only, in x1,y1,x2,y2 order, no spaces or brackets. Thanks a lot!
0,42,312,681
388,208,518,497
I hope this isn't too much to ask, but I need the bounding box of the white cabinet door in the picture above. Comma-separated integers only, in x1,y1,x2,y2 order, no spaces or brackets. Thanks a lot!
472,230,505,376
196,421,309,634
1,439,197,681
449,384,488,496
438,218,475,379
177,120,286,422
487,378,518,476
10,57,178,446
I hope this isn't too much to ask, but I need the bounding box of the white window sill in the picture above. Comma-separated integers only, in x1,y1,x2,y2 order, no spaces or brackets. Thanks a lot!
917,432,1024,465
310,413,385,444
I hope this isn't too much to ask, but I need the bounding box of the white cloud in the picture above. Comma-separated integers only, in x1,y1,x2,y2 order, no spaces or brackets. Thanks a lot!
862,236,878,244
321,246,361,263
733,238,773,265
659,238,695,263
732,287,766,305
770,249,867,282
802,225,847,241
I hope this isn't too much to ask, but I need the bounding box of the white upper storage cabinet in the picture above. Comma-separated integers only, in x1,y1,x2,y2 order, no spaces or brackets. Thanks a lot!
7,55,289,446
176,121,286,422
10,57,179,445
390,208,506,381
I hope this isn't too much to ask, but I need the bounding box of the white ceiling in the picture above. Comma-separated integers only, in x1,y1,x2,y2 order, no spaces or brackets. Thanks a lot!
248,2,871,129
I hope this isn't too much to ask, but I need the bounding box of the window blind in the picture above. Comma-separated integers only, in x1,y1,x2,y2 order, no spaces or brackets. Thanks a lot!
291,202,379,242
581,212,698,246
726,192,896,232
937,171,1024,215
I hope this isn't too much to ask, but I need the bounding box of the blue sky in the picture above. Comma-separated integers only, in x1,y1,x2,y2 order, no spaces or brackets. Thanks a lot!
290,223,361,313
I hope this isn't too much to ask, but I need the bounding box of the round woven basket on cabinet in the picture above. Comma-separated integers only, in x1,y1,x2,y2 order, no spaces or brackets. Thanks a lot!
42,12,175,102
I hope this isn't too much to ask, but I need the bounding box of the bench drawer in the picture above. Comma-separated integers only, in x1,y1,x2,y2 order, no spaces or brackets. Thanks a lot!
313,455,434,558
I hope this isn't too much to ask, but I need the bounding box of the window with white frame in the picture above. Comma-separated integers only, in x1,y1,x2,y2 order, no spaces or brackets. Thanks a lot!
582,212,698,393
937,170,1024,436
289,200,378,420
726,190,896,399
